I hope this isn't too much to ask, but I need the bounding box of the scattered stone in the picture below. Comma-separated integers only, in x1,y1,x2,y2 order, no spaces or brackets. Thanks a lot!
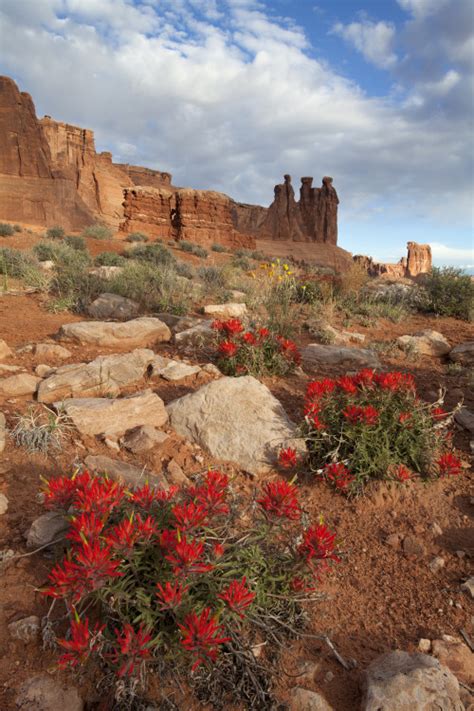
418,639,431,653
0,364,22,373
323,325,365,345
89,265,123,279
429,556,445,573
84,455,169,490
160,361,201,381
0,373,41,398
0,339,13,360
289,687,334,711
0,492,8,515
362,650,464,711
167,375,303,475
87,293,140,321
402,536,425,557
8,615,40,643
57,317,171,348
38,259,55,272
397,330,451,356
57,390,168,437
123,425,169,454
38,348,154,403
431,522,443,536
15,674,83,711
203,302,247,319
25,511,69,549
461,577,474,599
230,290,246,300
154,312,182,328
301,344,380,372
35,364,55,378
33,343,72,360
0,411,5,453
386,533,402,549
173,316,203,333
166,459,189,486
449,341,474,367
455,407,474,435
201,363,221,376
174,321,215,348
432,637,474,686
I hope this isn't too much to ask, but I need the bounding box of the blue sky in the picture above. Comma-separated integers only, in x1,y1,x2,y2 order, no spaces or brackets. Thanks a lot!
0,0,472,268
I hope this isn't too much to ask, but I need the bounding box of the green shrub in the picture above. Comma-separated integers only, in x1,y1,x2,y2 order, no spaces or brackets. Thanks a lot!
419,267,474,320
107,262,191,314
46,225,65,240
198,265,227,289
294,281,322,304
125,232,149,243
127,243,176,268
64,235,87,251
179,241,208,258
179,240,194,253
193,245,208,258
231,255,251,271
33,241,90,268
81,224,113,240
176,260,194,279
94,251,126,267
13,224,22,233
0,247,37,277
211,243,227,253
0,223,15,237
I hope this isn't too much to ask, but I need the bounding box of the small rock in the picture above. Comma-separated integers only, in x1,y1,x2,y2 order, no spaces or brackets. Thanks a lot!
174,321,215,348
289,687,334,711
57,317,171,349
89,265,123,279
104,436,120,452
160,361,201,381
15,674,83,711
203,302,247,319
397,330,451,356
431,522,443,536
33,343,72,360
402,536,425,557
449,341,474,366
432,637,474,685
455,550,466,559
461,577,474,599
0,373,41,398
418,639,431,653
35,364,56,378
455,407,474,435
0,339,13,360
38,259,55,272
386,533,402,549
166,459,189,486
87,293,140,321
201,363,221,376
429,556,445,573
8,615,40,643
302,344,380,372
123,425,169,454
0,492,8,515
25,512,69,549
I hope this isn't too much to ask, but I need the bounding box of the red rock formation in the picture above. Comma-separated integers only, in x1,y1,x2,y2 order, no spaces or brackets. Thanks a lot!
354,242,432,278
121,186,255,248
116,164,172,188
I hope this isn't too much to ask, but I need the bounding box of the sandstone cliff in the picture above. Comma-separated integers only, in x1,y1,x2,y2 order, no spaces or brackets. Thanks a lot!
353,242,432,278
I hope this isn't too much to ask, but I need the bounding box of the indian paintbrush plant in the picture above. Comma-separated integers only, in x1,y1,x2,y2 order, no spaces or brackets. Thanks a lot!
212,318,301,377
279,369,463,496
40,468,339,708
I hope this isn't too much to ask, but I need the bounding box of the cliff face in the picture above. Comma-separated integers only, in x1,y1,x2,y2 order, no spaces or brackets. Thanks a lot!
353,242,432,278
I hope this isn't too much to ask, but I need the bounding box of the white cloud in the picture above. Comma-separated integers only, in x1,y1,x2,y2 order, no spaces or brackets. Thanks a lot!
429,242,474,266
331,19,397,69
397,0,449,19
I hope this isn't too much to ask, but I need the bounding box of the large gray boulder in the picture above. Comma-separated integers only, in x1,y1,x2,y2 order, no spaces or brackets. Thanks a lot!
87,293,140,321
37,349,154,403
302,344,380,371
449,341,474,367
362,650,464,711
167,375,302,474
57,317,171,348
57,390,168,437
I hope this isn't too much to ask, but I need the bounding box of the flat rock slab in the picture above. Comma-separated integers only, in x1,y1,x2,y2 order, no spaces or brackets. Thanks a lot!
87,293,140,321
203,302,247,319
37,348,154,403
57,389,168,437
84,454,169,490
397,330,451,356
122,425,169,453
15,674,83,711
57,317,171,348
167,375,302,475
33,343,72,360
0,373,41,398
302,344,380,371
160,361,201,381
26,511,69,549
362,650,464,711
449,341,474,366
174,322,214,348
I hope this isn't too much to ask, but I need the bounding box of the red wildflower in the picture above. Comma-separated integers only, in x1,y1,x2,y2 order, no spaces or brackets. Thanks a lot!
222,319,244,336
218,340,238,358
218,577,255,617
67,511,106,545
172,501,208,531
298,523,340,566
398,412,412,425
352,369,376,387
257,480,301,520
277,337,301,365
74,476,124,516
105,514,158,553
343,405,379,426
42,475,78,510
43,559,82,600
362,405,380,425
165,537,214,576
211,319,225,331
213,542,225,557
257,327,270,339
109,624,154,677
306,378,336,400
391,464,412,482
337,376,357,394
437,452,462,477
304,402,326,431
375,371,415,392
290,576,317,593
243,331,257,345
324,463,355,493
57,615,104,669
188,470,229,517
156,581,189,610
160,528,179,551
129,483,178,510
278,446,299,469
432,407,448,421
179,608,229,670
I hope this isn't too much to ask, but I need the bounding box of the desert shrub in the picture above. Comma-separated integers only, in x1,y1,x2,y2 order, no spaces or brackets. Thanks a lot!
193,245,208,258
40,469,338,707
176,260,195,279
107,262,191,314
125,232,149,243
296,369,460,496
81,223,113,240
46,225,65,240
64,235,87,251
418,267,474,321
34,241,91,268
127,243,176,268
0,223,15,237
212,319,301,376
339,293,410,324
294,280,323,304
198,265,228,290
179,240,194,253
50,251,103,311
0,247,38,277
231,255,251,271
179,241,208,259
211,243,227,253
94,251,126,267
11,406,70,455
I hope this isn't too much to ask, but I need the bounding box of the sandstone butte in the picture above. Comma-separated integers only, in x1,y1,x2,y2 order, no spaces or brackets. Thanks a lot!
0,75,431,275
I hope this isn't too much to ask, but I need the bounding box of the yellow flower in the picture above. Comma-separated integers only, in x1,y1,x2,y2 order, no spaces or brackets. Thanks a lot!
283,264,289,271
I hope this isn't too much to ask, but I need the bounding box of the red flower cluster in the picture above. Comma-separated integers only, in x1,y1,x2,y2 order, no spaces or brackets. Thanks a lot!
212,318,244,336
432,407,448,420
257,479,301,520
58,616,104,669
323,463,355,493
165,536,214,576
187,470,230,517
105,514,158,553
437,452,462,477
298,524,340,566
156,581,189,610
343,405,380,426
218,577,255,617
179,608,230,670
390,464,412,482
109,624,154,677
278,446,299,469
129,483,178,510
